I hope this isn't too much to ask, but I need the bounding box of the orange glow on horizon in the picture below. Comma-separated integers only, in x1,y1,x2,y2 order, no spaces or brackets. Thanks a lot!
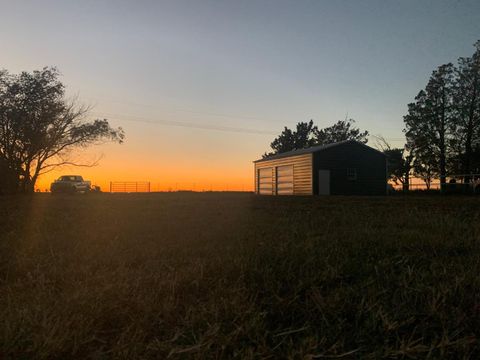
33,120,264,193
36,173,254,193
35,157,255,193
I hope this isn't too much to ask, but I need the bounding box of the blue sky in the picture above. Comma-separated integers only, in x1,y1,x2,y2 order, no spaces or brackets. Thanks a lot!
1,0,479,189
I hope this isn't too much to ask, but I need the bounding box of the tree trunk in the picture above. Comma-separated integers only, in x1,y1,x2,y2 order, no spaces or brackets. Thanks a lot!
403,172,410,191
463,74,477,183
465,126,473,182
20,177,35,193
20,167,35,193
30,172,40,193
439,98,447,193
0,160,20,194
424,177,431,190
439,151,447,192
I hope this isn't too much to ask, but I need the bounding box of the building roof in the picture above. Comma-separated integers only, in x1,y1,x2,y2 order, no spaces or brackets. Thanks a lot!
253,139,385,163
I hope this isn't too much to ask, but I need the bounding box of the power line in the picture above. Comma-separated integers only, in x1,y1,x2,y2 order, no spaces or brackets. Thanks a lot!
84,96,276,123
83,95,407,141
91,112,277,135
91,111,406,142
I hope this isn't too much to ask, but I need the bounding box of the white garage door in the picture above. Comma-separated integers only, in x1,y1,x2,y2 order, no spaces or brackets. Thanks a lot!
276,165,294,195
258,168,273,194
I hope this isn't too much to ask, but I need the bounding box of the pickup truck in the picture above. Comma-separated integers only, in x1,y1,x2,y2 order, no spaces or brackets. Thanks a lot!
50,175,91,194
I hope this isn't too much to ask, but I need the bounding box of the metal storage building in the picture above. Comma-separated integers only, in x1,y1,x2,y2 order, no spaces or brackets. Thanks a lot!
254,140,387,195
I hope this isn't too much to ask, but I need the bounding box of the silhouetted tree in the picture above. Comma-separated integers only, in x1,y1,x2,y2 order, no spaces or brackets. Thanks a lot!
412,148,437,189
471,145,480,174
453,41,480,180
0,67,124,193
294,120,318,149
265,127,294,157
404,63,455,189
264,118,368,157
265,120,317,157
0,156,18,194
376,137,413,190
314,118,369,145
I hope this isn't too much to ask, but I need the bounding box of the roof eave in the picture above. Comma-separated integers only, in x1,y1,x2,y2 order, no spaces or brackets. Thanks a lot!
253,140,386,163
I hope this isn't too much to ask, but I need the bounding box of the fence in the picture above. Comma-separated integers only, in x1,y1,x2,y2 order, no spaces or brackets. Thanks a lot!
391,173,480,193
109,182,151,193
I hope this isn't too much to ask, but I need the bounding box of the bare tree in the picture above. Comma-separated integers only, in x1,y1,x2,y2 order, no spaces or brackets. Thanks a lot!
374,135,413,190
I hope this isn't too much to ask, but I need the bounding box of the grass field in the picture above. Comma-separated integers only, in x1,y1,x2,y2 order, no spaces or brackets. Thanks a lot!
1,193,479,359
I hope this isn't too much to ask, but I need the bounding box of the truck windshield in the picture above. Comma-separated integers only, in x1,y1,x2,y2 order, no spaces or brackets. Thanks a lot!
59,176,81,181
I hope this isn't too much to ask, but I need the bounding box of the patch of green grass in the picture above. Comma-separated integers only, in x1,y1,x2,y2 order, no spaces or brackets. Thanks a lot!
0,194,479,359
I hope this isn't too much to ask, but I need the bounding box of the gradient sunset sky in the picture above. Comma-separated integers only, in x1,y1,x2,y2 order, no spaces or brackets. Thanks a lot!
2,0,479,191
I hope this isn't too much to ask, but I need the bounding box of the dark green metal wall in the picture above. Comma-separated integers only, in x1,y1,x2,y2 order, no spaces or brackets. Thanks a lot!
313,142,387,195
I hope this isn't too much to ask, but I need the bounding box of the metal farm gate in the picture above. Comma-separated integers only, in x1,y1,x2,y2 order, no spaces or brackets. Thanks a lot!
109,182,151,193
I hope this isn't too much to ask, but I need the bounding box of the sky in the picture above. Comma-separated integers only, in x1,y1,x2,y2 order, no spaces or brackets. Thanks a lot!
1,0,479,191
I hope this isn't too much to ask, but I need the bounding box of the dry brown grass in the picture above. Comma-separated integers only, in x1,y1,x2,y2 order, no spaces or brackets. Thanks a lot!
0,193,479,359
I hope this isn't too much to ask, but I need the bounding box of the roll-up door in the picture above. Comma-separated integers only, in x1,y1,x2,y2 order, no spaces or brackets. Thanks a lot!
276,165,294,195
258,168,273,194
